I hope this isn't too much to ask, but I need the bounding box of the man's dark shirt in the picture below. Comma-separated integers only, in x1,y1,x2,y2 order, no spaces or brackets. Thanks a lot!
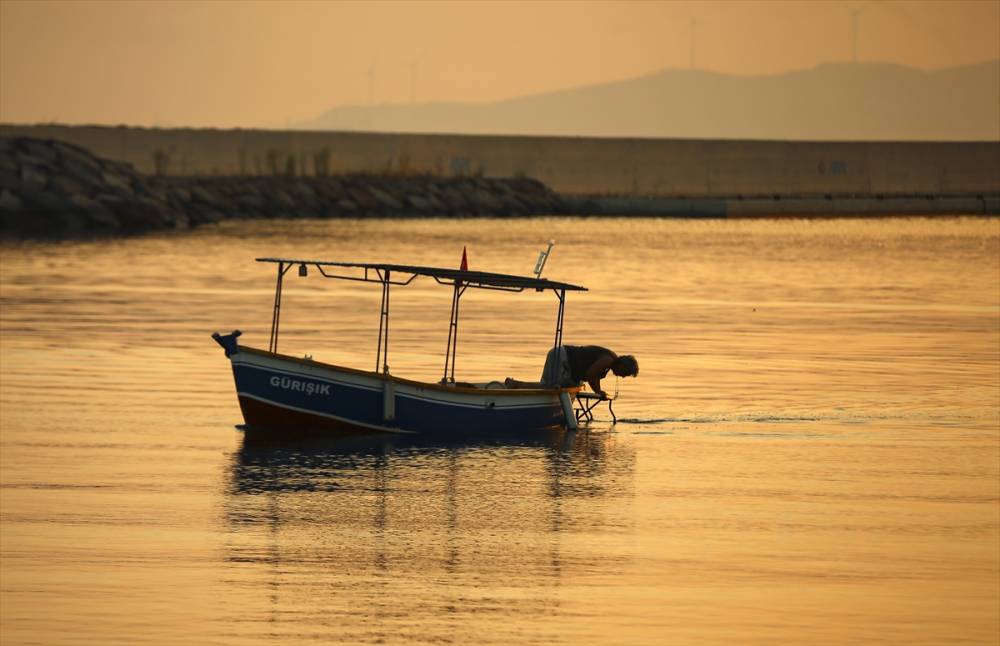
565,345,615,383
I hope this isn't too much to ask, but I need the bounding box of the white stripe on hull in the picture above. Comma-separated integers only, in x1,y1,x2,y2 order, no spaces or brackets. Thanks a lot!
232,355,383,392
232,351,563,411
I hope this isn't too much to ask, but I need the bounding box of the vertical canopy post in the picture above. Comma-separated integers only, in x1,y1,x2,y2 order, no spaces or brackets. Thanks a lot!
442,283,466,383
375,269,391,374
269,261,292,354
546,288,567,385
553,288,566,350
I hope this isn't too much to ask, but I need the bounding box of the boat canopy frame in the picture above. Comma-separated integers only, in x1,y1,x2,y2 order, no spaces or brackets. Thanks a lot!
256,258,587,383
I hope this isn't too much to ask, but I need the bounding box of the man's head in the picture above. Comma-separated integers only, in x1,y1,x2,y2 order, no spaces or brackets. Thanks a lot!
611,355,639,378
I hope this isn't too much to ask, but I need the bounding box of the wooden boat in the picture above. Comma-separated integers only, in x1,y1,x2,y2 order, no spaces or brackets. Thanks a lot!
213,257,592,436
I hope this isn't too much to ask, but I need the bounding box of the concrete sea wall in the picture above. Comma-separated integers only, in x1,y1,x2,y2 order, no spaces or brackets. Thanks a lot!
1,124,998,203
565,194,999,217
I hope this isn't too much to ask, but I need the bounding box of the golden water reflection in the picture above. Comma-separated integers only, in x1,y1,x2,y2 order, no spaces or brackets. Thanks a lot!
222,430,634,644
1,217,997,645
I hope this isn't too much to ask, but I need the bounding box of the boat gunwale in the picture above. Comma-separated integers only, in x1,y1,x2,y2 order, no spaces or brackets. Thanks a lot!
236,346,582,398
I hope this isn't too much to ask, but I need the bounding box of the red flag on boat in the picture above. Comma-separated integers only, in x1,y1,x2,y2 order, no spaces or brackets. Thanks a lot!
460,246,468,271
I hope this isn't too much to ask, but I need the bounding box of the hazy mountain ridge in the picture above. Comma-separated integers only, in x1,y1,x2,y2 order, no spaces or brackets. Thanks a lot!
298,61,1000,141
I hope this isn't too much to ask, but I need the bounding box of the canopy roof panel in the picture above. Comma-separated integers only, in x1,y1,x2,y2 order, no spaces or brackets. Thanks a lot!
256,258,587,292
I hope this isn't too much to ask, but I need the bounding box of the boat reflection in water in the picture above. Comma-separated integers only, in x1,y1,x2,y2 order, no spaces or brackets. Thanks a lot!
221,428,635,644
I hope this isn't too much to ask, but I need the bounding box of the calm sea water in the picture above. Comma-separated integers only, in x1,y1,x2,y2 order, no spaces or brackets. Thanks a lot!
1,217,998,645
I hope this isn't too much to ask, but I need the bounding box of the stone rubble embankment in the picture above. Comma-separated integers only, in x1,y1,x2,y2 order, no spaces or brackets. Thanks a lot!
0,137,567,237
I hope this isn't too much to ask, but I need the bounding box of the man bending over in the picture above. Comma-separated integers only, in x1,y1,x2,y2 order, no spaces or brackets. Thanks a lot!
506,345,638,399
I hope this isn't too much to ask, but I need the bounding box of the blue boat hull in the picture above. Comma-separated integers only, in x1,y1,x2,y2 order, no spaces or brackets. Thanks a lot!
225,346,575,436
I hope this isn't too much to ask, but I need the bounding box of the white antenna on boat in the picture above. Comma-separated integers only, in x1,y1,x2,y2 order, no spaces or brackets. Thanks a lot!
534,240,555,278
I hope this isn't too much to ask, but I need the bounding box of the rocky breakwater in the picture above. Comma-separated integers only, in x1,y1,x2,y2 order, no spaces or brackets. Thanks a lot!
0,137,179,235
0,137,567,237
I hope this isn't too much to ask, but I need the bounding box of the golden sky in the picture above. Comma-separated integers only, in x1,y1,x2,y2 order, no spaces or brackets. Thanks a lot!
1,0,998,128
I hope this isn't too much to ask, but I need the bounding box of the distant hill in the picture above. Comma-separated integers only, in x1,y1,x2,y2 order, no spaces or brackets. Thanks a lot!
297,60,1000,141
